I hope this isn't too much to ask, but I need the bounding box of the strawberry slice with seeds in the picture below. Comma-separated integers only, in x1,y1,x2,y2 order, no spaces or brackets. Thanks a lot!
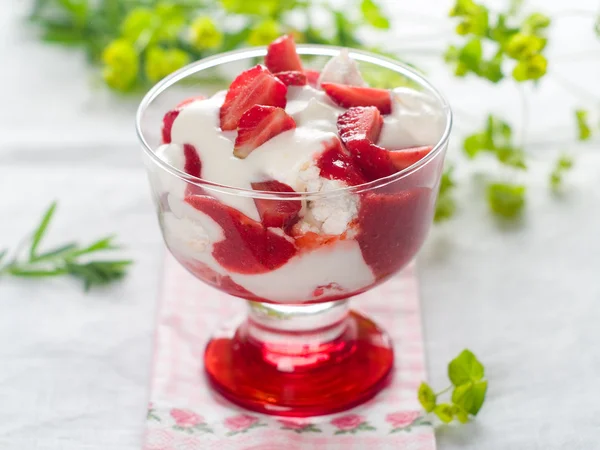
161,109,180,144
186,195,297,274
219,65,287,131
234,105,296,158
315,137,366,186
251,180,301,229
305,69,320,87
321,82,392,114
265,34,303,74
388,146,434,170
348,140,396,181
275,70,307,86
337,107,384,146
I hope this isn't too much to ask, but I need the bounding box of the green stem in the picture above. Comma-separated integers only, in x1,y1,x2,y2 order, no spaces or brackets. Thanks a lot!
435,386,452,397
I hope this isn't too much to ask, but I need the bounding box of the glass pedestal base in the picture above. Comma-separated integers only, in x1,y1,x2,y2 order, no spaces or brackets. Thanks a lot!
204,301,394,417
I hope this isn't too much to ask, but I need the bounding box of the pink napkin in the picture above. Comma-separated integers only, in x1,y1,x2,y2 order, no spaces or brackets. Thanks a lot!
144,254,435,450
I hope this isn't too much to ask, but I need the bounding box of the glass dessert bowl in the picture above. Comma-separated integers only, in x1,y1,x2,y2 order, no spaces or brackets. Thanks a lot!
137,36,452,417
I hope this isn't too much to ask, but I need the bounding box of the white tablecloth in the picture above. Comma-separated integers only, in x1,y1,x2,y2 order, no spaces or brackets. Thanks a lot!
1,1,599,448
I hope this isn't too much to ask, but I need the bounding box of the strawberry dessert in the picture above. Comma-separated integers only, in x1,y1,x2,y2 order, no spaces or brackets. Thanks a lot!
154,35,446,304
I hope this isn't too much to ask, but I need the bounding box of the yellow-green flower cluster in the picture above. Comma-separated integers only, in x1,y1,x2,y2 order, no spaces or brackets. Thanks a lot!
247,19,280,46
101,39,139,91
145,46,190,82
190,16,223,50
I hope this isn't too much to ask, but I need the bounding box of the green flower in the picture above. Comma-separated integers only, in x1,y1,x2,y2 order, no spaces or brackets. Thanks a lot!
190,16,223,50
101,39,139,91
512,53,547,81
154,3,186,42
505,33,545,60
247,19,280,46
121,7,155,43
145,46,190,82
523,13,551,32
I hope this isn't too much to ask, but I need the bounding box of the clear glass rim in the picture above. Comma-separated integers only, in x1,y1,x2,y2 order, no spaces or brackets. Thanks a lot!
135,45,453,200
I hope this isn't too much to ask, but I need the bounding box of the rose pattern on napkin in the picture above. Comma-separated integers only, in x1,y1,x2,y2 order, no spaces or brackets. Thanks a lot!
224,414,267,436
278,419,322,434
330,414,376,434
170,408,213,434
386,411,431,433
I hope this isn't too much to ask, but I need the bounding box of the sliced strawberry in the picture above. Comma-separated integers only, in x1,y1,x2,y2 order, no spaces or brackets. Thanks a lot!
176,95,206,109
219,65,287,131
265,34,303,74
357,189,433,279
275,70,307,86
234,105,296,158
183,143,202,177
321,82,392,114
348,140,396,181
337,107,384,146
161,109,180,143
388,146,433,171
185,195,297,274
250,180,301,229
315,137,366,186
305,69,320,87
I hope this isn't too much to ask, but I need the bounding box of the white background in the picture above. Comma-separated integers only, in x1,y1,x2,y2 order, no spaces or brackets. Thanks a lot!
1,0,599,448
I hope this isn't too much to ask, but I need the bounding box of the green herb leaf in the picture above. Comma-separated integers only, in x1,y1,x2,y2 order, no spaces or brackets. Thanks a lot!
575,109,591,141
508,0,523,17
29,201,57,261
2,202,132,291
487,182,526,218
434,403,454,423
448,349,484,386
458,37,482,72
66,260,132,291
418,382,437,412
360,0,390,29
31,243,78,263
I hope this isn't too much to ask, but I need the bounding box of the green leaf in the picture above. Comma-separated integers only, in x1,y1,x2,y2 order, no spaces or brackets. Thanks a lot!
464,133,486,158
68,235,117,258
66,260,132,291
470,380,488,415
434,403,454,423
550,154,574,191
495,146,527,169
434,166,457,222
220,0,280,16
458,38,482,72
418,382,437,412
360,0,390,29
29,202,57,261
333,11,361,47
450,405,470,423
7,267,68,277
448,349,484,386
31,243,78,262
575,109,591,141
486,182,526,218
